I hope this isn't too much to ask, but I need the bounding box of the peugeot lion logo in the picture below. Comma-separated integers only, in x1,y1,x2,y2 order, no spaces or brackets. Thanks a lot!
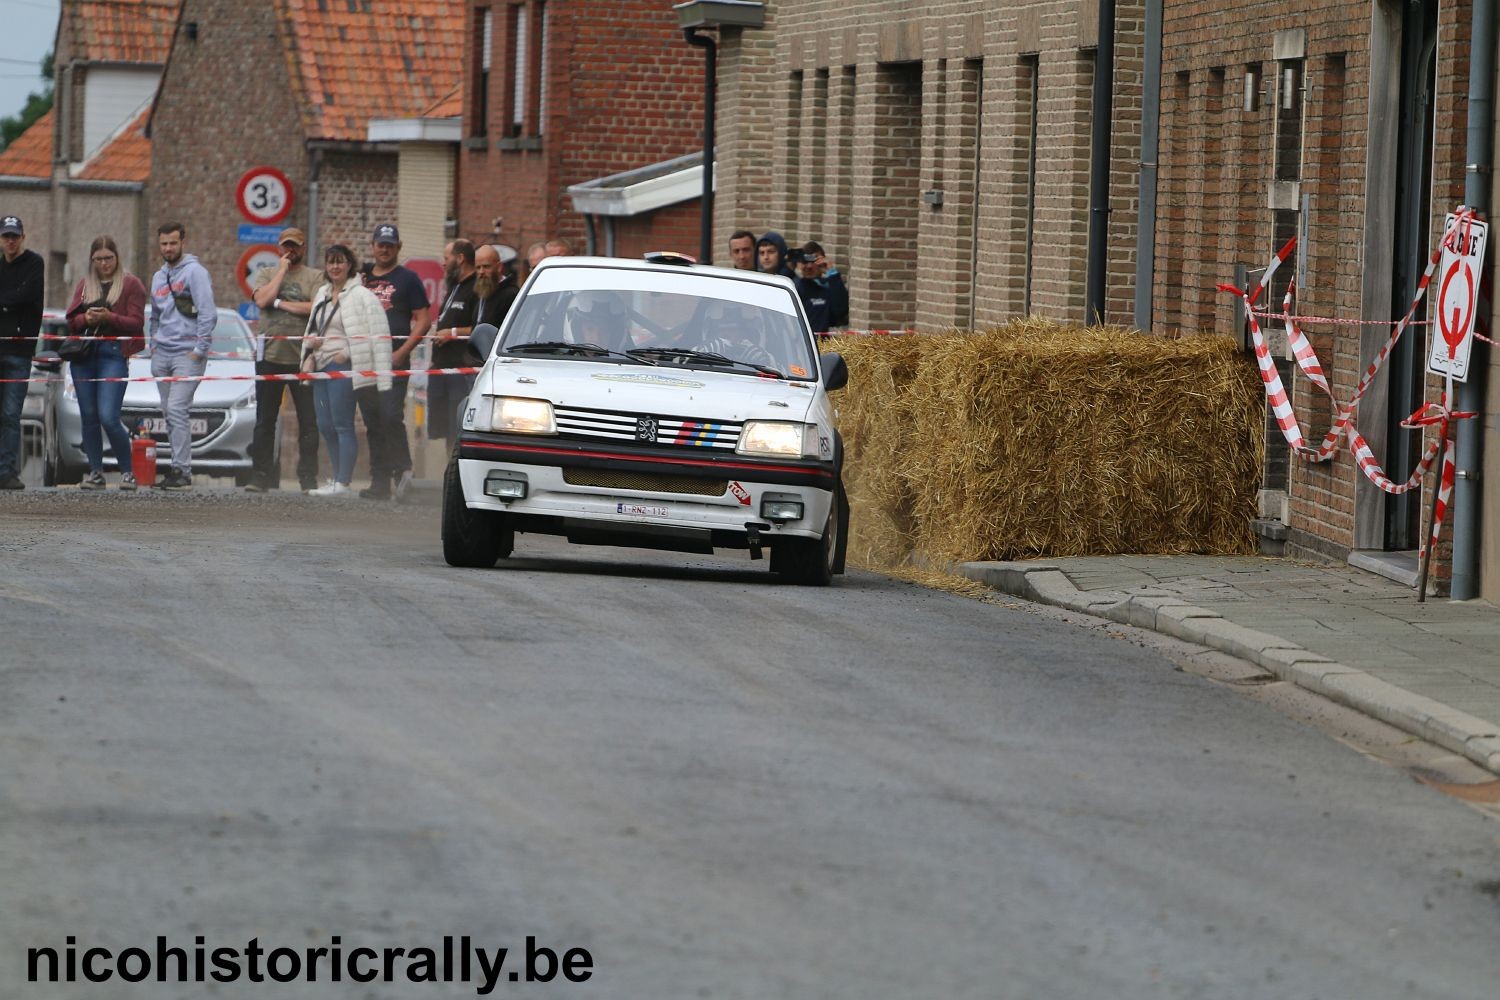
636,416,657,443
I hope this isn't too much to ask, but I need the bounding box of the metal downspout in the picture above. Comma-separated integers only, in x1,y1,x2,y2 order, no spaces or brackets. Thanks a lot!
1085,0,1116,324
306,148,325,256
685,26,717,264
1451,0,1495,599
1133,0,1163,331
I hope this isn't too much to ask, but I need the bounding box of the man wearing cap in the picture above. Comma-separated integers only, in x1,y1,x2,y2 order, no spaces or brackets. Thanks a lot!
793,240,849,335
248,226,321,492
0,215,43,489
361,223,429,501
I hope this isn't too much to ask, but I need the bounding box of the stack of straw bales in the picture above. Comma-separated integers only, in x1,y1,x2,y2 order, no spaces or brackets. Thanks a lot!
830,319,1265,569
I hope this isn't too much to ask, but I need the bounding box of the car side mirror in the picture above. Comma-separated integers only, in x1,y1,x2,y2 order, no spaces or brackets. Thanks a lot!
469,322,500,360
819,351,848,391
31,351,62,374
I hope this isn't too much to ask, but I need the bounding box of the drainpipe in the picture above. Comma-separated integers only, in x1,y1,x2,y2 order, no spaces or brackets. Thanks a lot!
584,214,598,256
306,147,324,256
1451,0,1495,600
1085,0,1116,324
1133,0,1163,331
684,26,716,264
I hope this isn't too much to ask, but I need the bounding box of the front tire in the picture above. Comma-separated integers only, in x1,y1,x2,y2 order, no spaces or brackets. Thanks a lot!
771,486,841,586
442,454,513,567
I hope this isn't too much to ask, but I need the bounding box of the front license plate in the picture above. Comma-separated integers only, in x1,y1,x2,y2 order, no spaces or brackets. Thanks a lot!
144,417,209,436
617,503,669,518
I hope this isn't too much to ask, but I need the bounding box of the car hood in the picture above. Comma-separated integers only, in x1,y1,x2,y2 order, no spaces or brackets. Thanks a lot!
115,356,258,407
480,358,820,422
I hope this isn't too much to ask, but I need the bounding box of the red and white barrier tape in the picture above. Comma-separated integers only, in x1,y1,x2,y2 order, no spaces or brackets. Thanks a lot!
0,366,482,385
1219,207,1484,560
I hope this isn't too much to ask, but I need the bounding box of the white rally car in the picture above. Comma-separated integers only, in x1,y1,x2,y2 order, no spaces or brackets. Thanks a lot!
443,254,850,585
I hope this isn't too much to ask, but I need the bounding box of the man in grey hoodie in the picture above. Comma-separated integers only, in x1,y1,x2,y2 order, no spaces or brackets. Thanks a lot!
148,222,217,490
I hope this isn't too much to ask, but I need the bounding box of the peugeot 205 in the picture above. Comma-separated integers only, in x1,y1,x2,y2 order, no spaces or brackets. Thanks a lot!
443,253,850,585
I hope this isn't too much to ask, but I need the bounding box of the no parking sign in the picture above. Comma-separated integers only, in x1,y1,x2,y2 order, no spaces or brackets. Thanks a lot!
1427,211,1489,382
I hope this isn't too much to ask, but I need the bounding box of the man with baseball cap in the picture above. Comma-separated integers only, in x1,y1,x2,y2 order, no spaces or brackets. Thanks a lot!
248,226,321,492
0,215,43,488
360,222,429,501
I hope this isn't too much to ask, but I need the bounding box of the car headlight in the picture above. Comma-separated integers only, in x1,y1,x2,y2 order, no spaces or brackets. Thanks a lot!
736,420,816,458
486,396,556,435
234,391,254,409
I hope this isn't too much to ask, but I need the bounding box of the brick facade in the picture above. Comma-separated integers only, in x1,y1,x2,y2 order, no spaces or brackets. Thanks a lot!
456,0,705,256
147,0,309,305
1154,0,1478,586
714,1,1144,332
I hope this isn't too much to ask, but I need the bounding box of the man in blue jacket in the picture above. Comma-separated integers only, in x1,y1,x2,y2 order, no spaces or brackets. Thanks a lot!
148,222,216,490
0,215,43,490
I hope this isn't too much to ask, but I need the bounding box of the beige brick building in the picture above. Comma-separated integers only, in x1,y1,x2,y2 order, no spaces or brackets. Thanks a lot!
713,0,1143,333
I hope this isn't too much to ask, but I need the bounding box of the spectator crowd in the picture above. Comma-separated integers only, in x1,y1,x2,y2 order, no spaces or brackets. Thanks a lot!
0,214,845,496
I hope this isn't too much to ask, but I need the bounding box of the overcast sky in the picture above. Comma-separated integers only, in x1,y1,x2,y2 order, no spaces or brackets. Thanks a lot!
2,0,60,124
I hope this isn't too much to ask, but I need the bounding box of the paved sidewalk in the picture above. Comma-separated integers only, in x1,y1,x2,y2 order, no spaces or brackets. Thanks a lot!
958,555,1500,775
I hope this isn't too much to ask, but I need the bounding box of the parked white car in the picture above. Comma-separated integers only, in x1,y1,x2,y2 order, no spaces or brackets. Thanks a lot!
444,254,850,584
39,308,258,484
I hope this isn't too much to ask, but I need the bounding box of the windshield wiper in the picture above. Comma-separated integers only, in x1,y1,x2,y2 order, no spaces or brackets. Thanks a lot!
627,347,783,379
507,341,654,364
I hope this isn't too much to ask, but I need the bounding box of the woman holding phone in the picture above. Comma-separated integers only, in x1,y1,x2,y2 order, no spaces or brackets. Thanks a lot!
64,235,147,490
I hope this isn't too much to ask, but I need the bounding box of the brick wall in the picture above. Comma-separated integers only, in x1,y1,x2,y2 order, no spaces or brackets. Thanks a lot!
457,0,705,258
1156,0,1475,577
715,1,1144,331
147,0,308,308
317,152,400,261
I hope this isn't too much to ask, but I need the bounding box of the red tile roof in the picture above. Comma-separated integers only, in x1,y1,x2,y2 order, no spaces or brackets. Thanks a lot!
76,106,151,182
61,0,180,65
278,0,465,142
423,83,462,119
0,110,54,179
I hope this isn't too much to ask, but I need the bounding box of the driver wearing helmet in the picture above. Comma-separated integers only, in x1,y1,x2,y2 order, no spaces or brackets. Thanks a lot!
566,290,630,352
703,300,776,369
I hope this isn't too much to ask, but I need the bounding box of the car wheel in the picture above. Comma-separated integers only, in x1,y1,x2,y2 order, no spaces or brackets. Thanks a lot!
441,453,513,567
771,487,840,586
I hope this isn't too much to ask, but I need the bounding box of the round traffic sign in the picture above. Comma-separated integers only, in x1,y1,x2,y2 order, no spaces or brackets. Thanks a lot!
235,166,293,225
237,243,283,299
1437,258,1475,360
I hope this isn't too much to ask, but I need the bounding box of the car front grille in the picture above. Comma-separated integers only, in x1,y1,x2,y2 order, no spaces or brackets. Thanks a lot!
561,467,728,496
554,405,742,451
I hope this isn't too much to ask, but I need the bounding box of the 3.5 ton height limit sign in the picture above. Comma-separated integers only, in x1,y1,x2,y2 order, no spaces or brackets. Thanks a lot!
1427,211,1489,382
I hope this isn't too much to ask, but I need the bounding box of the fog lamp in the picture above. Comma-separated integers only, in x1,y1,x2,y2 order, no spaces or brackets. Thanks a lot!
760,499,803,522
485,472,528,500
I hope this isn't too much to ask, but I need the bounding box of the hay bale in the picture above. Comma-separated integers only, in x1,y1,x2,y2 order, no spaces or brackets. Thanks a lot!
827,320,1264,570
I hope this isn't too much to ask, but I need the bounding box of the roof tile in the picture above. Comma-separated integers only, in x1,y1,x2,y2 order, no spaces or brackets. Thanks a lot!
62,0,180,65
76,106,151,183
0,110,54,179
280,0,464,142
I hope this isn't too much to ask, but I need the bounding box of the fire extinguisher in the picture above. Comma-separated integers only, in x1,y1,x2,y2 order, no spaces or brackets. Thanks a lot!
131,419,157,488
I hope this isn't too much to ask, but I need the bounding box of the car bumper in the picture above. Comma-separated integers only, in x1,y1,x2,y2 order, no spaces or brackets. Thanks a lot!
58,404,256,474
457,432,835,541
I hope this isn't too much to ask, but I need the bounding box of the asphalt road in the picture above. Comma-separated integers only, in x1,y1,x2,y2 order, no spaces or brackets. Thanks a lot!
2,490,1499,999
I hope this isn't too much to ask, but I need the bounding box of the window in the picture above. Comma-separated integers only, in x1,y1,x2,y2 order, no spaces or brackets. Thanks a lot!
502,0,544,141
1274,58,1304,181
473,7,492,137
510,3,527,136
1020,55,1039,315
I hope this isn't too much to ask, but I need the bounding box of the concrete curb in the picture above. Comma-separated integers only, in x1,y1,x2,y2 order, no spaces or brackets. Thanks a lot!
959,560,1500,776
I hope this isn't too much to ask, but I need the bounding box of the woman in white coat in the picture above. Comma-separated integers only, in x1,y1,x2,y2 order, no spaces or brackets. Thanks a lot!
301,244,393,496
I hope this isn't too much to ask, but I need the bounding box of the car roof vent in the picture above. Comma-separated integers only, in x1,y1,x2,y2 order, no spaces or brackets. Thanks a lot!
643,251,697,266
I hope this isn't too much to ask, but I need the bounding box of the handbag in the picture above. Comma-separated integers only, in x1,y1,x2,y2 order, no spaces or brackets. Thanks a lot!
59,295,105,361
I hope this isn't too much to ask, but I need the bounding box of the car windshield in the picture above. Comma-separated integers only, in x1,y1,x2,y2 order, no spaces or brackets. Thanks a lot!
500,266,820,380
135,310,256,360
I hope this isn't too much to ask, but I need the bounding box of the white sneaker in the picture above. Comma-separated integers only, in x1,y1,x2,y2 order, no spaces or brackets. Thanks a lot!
309,482,351,497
